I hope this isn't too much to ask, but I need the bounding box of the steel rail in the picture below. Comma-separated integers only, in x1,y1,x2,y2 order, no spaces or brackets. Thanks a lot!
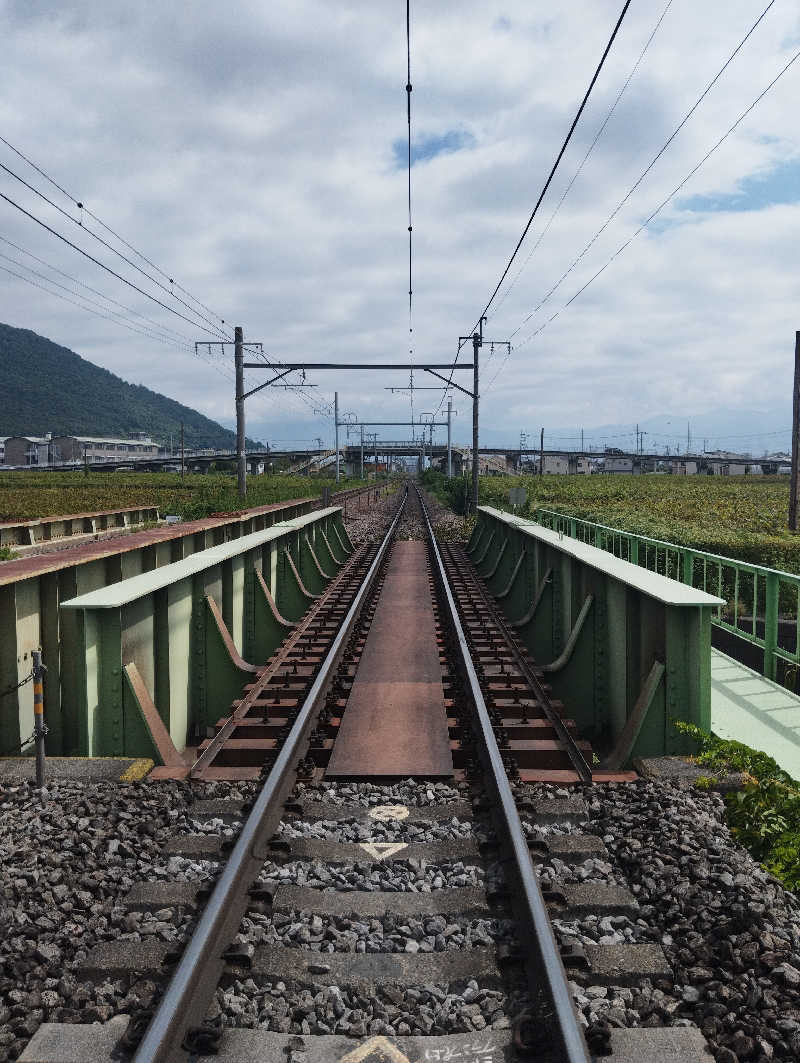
416,485,590,1063
134,490,408,1063
453,549,593,783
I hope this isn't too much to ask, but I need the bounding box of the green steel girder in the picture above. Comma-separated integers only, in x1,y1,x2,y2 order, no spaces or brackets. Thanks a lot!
277,546,316,621
476,506,721,766
250,569,296,663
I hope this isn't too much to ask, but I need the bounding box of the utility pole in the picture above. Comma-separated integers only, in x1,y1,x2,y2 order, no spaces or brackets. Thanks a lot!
447,398,453,478
635,424,639,454
360,425,364,480
790,331,800,530
539,427,544,476
472,326,482,512
334,392,340,483
180,422,185,480
374,433,378,478
234,326,246,500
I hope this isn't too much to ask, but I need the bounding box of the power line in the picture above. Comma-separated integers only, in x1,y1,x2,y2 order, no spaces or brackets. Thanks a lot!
0,133,232,339
0,261,197,352
475,0,632,327
0,234,193,346
406,0,413,343
0,250,194,349
0,159,228,340
491,0,675,318
435,0,632,415
0,187,229,336
505,42,800,359
508,0,778,342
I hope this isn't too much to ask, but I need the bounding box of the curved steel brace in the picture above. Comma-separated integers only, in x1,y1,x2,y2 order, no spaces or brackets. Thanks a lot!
473,529,495,567
206,594,260,674
511,567,552,628
304,534,333,581
540,595,594,673
283,548,319,601
332,522,353,558
496,547,526,601
483,536,508,581
319,526,345,566
256,570,295,629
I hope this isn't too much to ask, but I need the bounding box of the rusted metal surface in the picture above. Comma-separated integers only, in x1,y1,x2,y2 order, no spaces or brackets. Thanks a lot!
0,497,312,586
327,540,453,778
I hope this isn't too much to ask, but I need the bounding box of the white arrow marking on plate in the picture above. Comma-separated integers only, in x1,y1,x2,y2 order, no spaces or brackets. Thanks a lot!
358,841,408,861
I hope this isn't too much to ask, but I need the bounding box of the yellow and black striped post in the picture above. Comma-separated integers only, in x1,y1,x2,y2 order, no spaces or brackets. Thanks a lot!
32,650,45,787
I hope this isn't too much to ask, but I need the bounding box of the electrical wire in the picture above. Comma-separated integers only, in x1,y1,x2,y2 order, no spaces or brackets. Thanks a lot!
0,187,227,335
503,42,800,361
491,0,675,317
0,251,196,349
0,160,228,339
508,0,778,342
406,0,413,342
0,234,194,346
0,262,196,351
0,133,232,339
434,0,632,415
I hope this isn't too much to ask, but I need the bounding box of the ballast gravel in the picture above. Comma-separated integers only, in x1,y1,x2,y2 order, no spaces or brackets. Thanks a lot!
212,977,519,1036
0,778,233,1061
237,910,512,953
519,779,800,1063
279,816,478,844
296,779,465,807
258,859,484,892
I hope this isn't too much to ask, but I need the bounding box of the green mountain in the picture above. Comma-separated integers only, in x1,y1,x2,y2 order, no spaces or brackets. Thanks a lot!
0,322,258,449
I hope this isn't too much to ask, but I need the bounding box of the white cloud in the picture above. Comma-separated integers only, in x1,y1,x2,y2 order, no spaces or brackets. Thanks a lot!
0,0,799,452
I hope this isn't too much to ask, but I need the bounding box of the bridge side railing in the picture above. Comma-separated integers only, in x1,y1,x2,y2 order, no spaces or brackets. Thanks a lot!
470,506,724,766
534,507,800,683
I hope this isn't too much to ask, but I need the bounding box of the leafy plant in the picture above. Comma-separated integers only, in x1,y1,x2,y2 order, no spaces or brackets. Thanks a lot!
674,719,800,890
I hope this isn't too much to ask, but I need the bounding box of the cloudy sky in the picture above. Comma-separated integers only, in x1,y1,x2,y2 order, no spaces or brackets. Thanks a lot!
1,0,799,454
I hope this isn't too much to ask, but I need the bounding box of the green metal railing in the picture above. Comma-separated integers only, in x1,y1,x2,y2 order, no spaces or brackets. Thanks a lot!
534,507,800,683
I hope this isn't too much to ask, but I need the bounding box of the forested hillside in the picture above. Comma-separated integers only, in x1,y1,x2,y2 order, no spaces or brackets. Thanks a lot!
0,322,253,448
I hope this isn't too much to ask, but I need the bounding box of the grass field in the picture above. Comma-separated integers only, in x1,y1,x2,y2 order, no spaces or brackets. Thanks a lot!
422,470,800,574
0,470,366,524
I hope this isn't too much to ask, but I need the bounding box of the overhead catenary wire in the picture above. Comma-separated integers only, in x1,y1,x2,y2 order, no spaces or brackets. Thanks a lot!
491,0,675,318
507,0,778,342
0,262,200,352
0,133,232,339
435,0,632,415
0,187,229,336
0,234,194,346
0,159,229,340
484,41,800,391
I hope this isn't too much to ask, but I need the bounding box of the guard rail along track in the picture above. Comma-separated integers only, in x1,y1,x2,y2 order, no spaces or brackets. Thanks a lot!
126,484,588,1063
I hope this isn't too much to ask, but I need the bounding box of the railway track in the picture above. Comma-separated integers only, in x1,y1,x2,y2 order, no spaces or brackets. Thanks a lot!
19,483,712,1063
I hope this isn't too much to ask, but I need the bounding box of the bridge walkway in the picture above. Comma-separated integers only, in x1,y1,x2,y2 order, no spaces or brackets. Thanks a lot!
711,649,800,780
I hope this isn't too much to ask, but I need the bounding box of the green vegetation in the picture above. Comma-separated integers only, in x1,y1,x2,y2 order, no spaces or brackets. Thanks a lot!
421,469,800,573
676,721,800,890
0,546,18,561
0,471,365,523
0,322,258,448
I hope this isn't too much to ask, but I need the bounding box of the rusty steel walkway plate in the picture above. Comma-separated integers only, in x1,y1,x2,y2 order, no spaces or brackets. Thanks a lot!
327,540,453,778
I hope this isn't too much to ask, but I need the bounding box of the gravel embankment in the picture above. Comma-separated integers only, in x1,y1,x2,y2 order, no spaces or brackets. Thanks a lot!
522,779,800,1061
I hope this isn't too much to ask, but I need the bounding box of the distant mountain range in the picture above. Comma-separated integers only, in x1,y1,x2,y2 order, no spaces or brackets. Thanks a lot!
0,322,258,449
